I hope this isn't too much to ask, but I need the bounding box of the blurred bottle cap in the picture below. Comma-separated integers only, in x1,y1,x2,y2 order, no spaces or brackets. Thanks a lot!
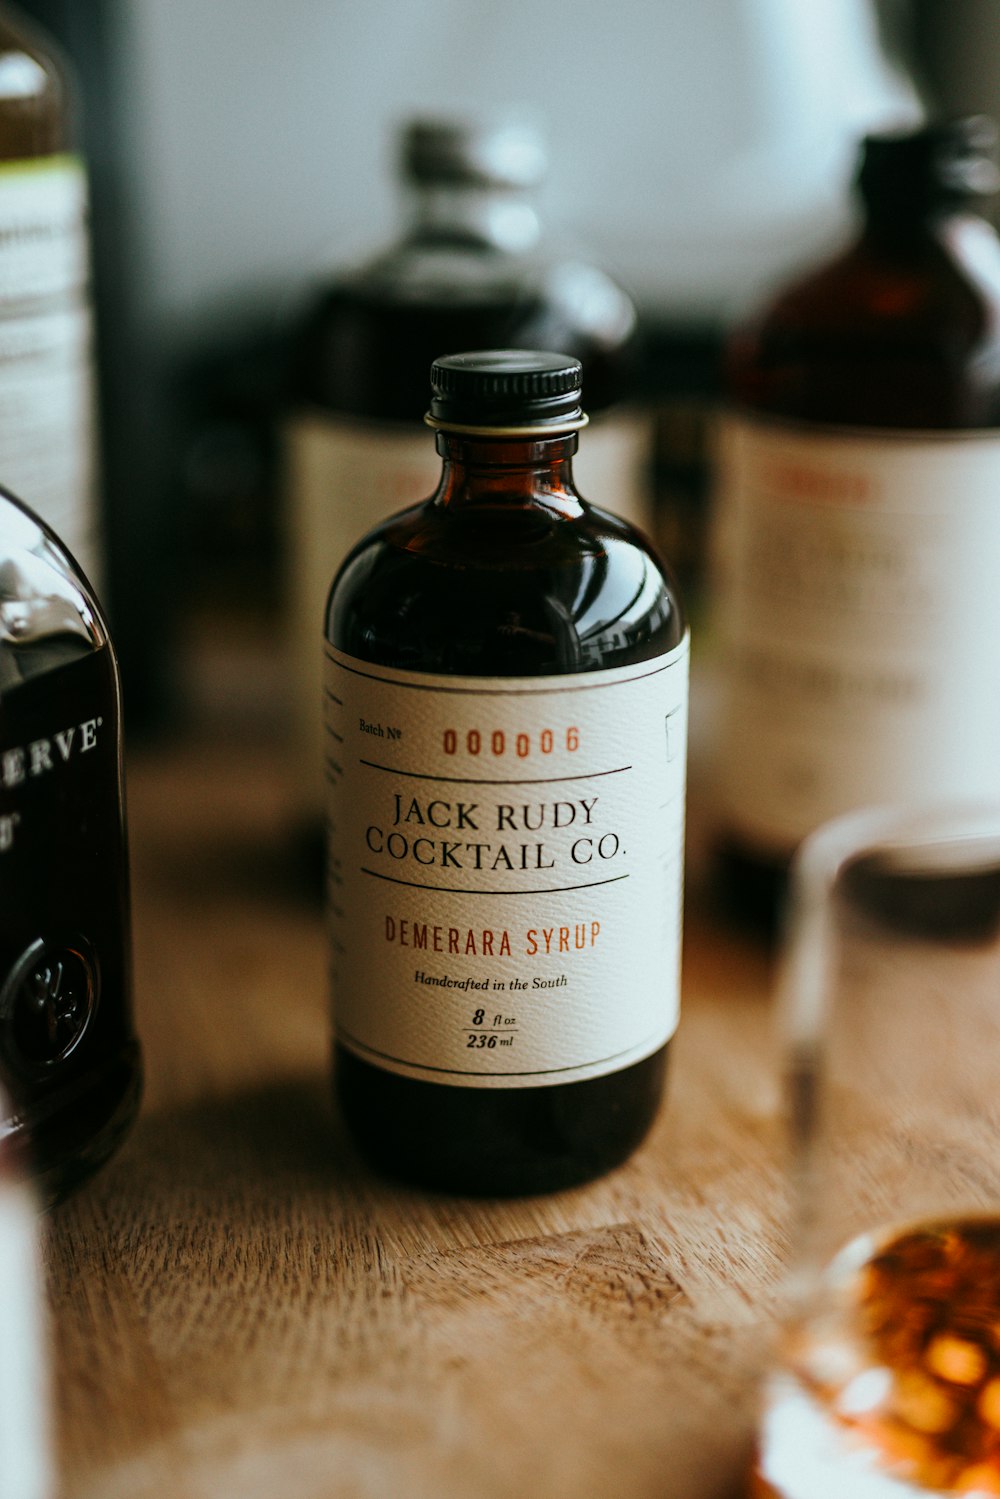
400,114,547,189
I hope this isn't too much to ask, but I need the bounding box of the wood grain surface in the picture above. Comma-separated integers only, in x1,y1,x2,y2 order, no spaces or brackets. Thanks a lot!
43,721,787,1499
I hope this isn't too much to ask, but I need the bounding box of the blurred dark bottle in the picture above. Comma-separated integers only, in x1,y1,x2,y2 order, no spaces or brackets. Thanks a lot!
284,114,644,826
0,4,100,589
0,487,140,1204
710,118,1000,932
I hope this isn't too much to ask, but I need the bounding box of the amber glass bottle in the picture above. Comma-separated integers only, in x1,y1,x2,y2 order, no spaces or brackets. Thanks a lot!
0,487,140,1203
325,351,687,1194
286,116,643,834
710,118,1000,932
0,5,99,586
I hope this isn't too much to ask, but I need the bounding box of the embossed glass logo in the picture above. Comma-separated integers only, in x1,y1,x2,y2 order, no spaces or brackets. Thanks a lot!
0,937,98,1073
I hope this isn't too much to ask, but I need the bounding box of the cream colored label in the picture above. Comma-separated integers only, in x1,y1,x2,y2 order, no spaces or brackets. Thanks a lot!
286,406,653,817
0,157,98,584
325,640,688,1087
711,415,1000,854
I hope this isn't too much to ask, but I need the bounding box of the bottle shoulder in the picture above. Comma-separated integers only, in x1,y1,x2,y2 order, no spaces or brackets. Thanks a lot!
748,226,992,341
327,497,684,677
303,231,634,322
335,235,540,304
288,244,636,417
0,11,68,160
728,218,1000,427
0,487,108,693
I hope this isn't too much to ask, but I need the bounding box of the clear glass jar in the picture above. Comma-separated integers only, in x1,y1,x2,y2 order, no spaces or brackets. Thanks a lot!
754,803,1000,1497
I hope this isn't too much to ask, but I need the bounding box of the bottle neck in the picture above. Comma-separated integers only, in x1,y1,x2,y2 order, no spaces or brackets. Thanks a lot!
432,430,583,514
860,189,973,253
405,180,542,254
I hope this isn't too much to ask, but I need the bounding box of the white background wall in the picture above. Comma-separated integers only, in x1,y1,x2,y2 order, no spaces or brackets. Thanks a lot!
117,0,918,354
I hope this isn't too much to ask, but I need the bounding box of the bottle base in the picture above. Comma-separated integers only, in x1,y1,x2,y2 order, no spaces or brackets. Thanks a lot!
6,1041,143,1208
334,1042,668,1196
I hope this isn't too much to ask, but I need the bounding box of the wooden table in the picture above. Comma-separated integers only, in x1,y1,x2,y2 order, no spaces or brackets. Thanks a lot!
44,710,787,1499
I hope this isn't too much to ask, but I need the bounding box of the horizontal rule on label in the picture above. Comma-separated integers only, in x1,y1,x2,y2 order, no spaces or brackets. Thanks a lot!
325,641,688,1087
336,1022,670,1087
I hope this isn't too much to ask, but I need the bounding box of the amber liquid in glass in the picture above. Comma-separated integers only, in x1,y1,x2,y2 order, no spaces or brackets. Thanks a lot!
328,429,683,1193
755,1215,1000,1498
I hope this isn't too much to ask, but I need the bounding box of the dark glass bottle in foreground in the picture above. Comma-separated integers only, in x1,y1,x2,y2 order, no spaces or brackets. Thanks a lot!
325,351,688,1194
286,115,643,839
710,118,1000,935
0,488,140,1204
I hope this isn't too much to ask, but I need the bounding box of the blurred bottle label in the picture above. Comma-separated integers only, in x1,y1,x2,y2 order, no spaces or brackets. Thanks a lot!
0,155,97,585
711,414,1000,854
286,408,653,816
285,412,441,812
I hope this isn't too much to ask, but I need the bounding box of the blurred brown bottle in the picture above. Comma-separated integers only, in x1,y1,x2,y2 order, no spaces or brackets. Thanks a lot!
284,114,645,835
0,4,99,588
709,118,1000,932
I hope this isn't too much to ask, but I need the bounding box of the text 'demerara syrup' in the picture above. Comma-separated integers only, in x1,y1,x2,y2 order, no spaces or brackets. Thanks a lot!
327,646,687,1089
325,349,687,1193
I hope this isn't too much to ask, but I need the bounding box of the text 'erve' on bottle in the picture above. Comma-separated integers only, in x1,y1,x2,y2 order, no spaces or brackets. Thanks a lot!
324,349,687,1194
0,487,140,1204
708,117,1000,933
